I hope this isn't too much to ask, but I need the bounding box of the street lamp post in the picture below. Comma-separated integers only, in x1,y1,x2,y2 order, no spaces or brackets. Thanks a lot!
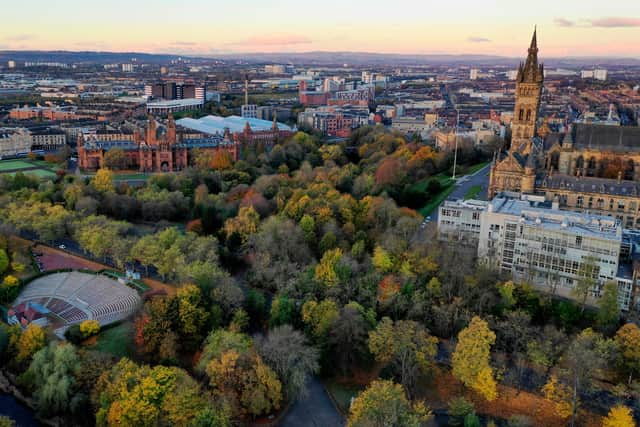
452,109,460,180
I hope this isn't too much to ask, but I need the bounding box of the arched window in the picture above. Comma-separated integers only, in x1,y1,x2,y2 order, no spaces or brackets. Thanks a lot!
526,110,532,122
519,109,524,121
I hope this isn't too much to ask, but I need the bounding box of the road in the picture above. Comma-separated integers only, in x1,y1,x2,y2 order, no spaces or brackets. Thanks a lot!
279,377,345,427
431,163,491,222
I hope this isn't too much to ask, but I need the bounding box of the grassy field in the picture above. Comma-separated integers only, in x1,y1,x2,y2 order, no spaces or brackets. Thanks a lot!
89,321,135,358
0,158,61,180
0,160,34,171
457,161,489,176
414,161,488,217
8,169,58,178
324,380,364,415
464,185,483,200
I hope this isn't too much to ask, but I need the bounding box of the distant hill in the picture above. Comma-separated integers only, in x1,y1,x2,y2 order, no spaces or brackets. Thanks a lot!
1,50,639,68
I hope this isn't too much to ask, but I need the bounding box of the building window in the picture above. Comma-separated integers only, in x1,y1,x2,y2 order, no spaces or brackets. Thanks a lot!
519,109,524,121
576,196,583,207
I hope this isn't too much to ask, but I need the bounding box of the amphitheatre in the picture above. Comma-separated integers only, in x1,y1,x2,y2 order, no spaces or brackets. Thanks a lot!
11,271,141,336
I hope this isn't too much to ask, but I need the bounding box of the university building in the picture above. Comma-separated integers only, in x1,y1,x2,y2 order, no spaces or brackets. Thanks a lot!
438,194,637,312
488,29,640,229
78,115,237,172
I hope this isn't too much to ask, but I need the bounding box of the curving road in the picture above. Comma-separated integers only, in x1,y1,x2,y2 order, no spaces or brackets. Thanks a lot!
279,377,345,427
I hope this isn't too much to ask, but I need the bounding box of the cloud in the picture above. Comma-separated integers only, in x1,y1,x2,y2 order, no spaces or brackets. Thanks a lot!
467,37,490,43
227,34,312,47
590,17,640,28
170,41,197,46
4,34,36,41
555,16,640,28
554,18,575,27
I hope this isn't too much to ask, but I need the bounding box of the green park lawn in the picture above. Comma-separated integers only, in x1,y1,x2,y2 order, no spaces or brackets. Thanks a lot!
0,160,35,171
324,380,364,415
413,161,488,217
8,169,58,178
464,185,483,200
89,321,135,358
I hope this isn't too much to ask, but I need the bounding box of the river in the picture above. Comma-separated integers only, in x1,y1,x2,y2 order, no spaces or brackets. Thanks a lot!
0,394,39,426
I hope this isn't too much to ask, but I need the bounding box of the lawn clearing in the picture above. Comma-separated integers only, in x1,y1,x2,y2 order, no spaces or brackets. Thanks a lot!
0,160,34,171
419,183,456,217
89,321,135,358
8,169,57,178
464,185,482,200
324,380,365,415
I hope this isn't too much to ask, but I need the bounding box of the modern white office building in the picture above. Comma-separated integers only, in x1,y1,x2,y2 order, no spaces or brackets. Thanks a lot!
438,194,639,310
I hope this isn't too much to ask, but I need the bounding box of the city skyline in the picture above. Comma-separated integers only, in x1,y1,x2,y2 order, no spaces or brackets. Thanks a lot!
2,0,640,57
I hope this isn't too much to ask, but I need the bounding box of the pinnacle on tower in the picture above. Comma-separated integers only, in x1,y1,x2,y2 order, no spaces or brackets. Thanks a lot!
529,25,537,51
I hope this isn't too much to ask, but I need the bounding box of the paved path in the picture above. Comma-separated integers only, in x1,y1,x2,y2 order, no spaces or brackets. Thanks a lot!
280,377,345,427
431,163,491,222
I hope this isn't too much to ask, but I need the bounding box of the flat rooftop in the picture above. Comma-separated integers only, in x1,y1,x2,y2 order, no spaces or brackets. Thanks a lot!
488,196,622,240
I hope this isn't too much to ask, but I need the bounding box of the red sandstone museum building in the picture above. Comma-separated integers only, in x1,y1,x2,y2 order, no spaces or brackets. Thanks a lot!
78,114,293,172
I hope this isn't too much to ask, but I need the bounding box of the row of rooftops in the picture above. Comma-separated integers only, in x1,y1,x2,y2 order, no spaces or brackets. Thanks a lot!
540,174,640,197
82,135,233,151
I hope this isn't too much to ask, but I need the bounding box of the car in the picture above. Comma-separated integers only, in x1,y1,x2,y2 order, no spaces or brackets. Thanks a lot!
58,244,66,250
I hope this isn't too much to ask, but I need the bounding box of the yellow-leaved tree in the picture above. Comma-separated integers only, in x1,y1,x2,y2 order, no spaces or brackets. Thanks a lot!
542,375,572,419
451,316,498,401
17,323,46,362
347,379,431,427
368,317,438,396
615,323,640,385
602,405,635,427
91,168,115,193
79,319,100,338
314,248,343,287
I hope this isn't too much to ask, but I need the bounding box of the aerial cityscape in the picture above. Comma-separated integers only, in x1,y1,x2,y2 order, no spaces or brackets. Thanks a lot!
1,1,640,426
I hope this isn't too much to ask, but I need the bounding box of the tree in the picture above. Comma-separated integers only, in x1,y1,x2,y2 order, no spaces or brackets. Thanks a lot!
94,358,223,427
248,217,313,291
301,299,339,343
79,320,100,338
597,281,620,332
347,379,430,427
448,397,475,427
615,323,640,385
17,324,46,362
557,328,614,427
103,148,127,170
0,249,8,275
368,317,438,396
211,150,233,170
542,375,573,419
256,325,320,400
572,256,597,313
176,284,208,347
24,342,79,416
602,405,635,427
204,346,282,418
91,168,115,193
452,316,498,401
223,206,259,244
269,295,296,327
372,246,394,273
314,248,344,287
329,304,372,376
0,416,14,427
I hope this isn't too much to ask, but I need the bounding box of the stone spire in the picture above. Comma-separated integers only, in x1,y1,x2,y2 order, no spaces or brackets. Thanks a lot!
517,27,544,83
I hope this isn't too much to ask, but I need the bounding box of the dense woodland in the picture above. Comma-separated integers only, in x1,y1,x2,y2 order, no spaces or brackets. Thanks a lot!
0,125,638,427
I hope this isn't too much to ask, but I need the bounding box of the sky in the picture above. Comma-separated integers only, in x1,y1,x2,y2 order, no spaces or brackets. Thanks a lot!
1,0,640,57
